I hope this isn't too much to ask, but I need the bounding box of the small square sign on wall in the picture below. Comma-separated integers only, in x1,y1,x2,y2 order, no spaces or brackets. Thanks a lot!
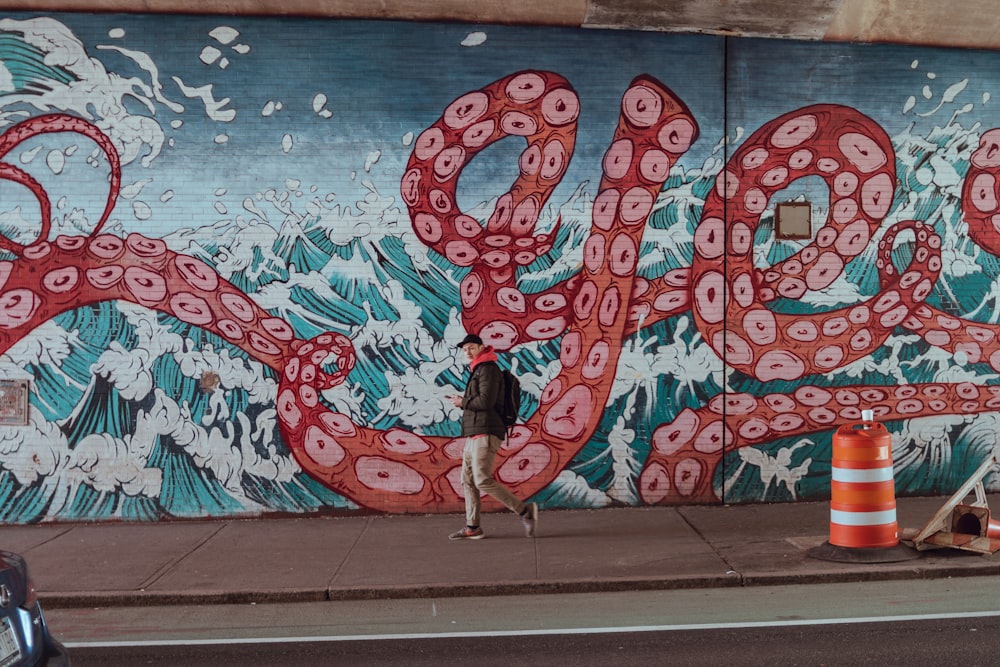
776,201,812,240
0,380,29,426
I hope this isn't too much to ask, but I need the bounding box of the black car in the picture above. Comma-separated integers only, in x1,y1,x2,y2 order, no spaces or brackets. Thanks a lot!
0,550,68,666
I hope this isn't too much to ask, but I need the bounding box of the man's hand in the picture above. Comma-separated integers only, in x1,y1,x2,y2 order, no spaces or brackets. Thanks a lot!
448,395,463,408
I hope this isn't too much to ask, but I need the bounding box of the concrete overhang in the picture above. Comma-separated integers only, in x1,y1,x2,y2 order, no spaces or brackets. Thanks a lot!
0,0,998,51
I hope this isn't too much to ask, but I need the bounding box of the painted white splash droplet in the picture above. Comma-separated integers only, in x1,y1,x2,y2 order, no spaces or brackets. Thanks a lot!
19,146,41,164
282,134,293,153
461,31,487,47
941,79,967,103
210,26,239,45
313,93,327,113
46,150,64,175
120,180,149,199
132,201,152,220
200,46,221,65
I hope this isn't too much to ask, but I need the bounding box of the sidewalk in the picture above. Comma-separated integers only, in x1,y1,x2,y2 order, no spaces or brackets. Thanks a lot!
2,495,998,609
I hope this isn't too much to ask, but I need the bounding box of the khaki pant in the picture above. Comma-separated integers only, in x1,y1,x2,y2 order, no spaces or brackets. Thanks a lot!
462,434,525,527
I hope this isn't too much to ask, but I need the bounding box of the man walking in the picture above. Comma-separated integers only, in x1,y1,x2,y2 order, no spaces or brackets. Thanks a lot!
447,333,538,540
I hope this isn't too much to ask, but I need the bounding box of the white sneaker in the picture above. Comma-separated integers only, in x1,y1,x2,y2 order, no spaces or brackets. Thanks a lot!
521,503,538,537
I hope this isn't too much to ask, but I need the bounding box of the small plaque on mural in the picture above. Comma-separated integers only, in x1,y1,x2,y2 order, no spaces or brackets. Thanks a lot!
775,201,812,239
0,380,28,426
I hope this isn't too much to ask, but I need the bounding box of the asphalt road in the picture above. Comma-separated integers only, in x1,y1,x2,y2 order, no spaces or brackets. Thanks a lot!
50,576,1000,666
63,616,1000,666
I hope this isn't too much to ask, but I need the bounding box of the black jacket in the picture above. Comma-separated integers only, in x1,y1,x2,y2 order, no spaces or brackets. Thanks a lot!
461,360,506,439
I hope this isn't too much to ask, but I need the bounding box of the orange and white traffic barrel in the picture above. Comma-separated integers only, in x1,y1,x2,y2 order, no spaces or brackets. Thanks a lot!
829,421,898,549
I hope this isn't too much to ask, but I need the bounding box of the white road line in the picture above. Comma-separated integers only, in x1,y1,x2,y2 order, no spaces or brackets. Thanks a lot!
63,609,1000,648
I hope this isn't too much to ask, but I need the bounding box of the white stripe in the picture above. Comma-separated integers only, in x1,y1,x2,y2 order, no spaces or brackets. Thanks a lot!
61,610,1000,648
830,508,896,526
831,466,894,483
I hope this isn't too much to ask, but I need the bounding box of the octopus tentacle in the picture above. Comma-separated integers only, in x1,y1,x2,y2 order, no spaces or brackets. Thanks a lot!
0,233,302,370
962,127,1000,256
402,71,581,350
640,109,1000,505
276,74,700,512
642,106,940,504
0,162,52,253
0,114,120,253
622,268,692,335
692,105,918,383
277,332,458,510
640,381,1000,503
515,74,699,484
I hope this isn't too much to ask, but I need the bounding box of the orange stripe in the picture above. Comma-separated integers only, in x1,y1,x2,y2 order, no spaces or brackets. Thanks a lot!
830,488,896,507
831,480,894,493
830,496,896,512
831,479,893,489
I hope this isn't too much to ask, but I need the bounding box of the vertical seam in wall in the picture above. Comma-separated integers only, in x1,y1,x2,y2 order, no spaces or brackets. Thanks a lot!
721,35,730,505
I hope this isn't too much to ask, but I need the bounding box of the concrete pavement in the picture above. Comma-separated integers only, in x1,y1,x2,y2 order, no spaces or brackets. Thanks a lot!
2,495,998,609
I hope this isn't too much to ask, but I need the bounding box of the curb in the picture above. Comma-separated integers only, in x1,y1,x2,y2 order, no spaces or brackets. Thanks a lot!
37,562,1000,609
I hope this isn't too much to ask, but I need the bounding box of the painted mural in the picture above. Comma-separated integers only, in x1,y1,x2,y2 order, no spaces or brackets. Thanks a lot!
0,15,998,522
